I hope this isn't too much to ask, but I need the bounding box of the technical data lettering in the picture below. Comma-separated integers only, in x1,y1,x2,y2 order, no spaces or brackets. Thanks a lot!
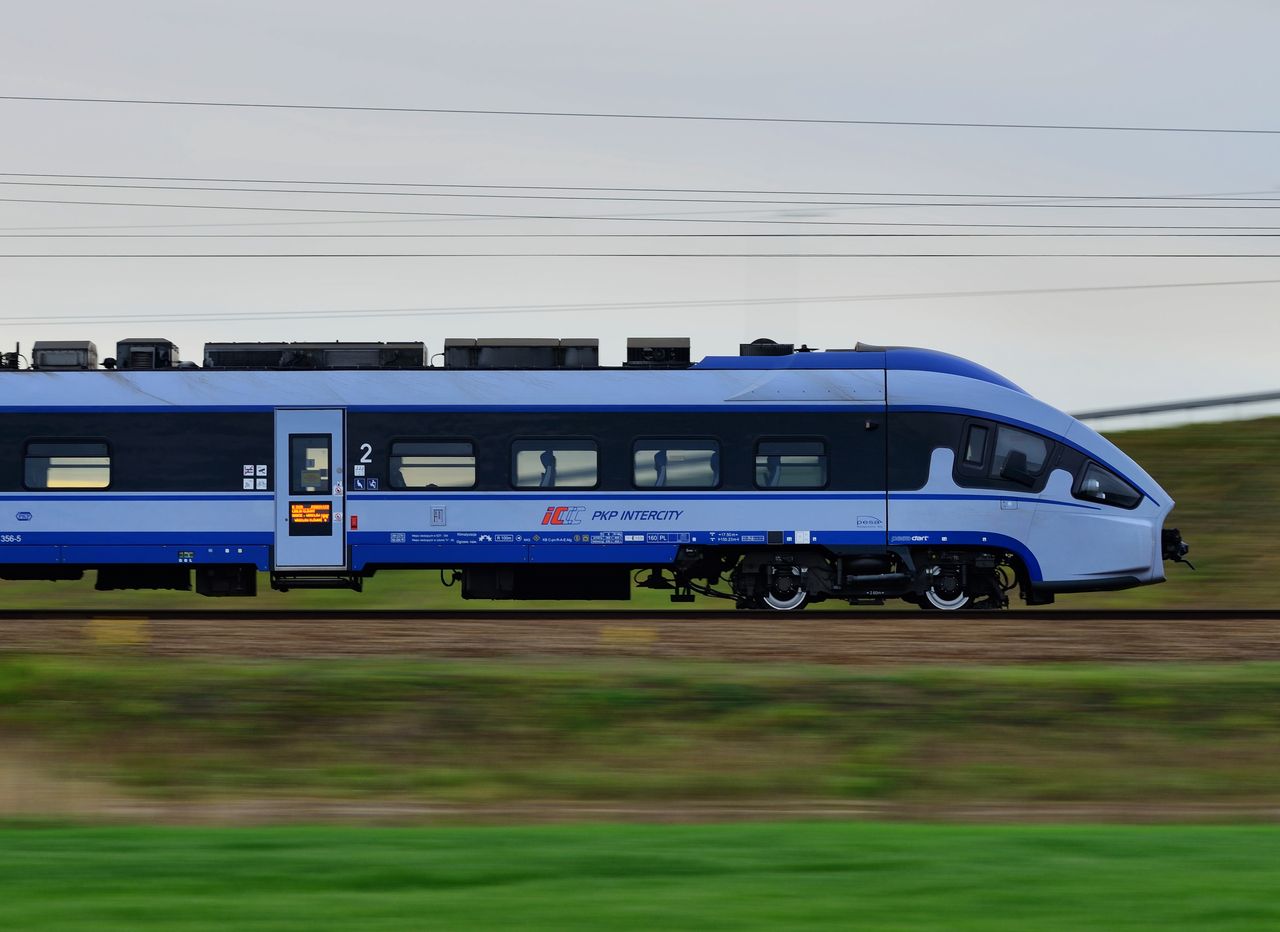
288,501,333,537
591,509,684,522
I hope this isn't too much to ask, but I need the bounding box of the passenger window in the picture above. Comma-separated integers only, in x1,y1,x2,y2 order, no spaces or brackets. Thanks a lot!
634,441,719,488
24,441,110,490
390,441,475,489
512,440,598,488
289,435,331,494
990,427,1047,485
963,425,989,465
1075,463,1142,509
755,440,827,489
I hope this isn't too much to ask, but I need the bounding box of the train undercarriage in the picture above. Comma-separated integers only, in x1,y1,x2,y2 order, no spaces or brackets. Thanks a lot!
456,545,1029,612
663,545,1024,612
2,545,1031,611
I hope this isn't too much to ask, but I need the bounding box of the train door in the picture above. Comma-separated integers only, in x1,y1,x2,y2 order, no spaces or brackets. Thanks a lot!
862,406,889,548
273,408,347,569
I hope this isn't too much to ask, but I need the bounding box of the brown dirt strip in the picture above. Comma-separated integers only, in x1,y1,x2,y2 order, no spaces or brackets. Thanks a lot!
2,613,1279,663
10,795,1280,826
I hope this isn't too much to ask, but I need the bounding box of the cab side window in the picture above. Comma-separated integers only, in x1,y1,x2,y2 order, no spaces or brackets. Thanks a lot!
1074,462,1142,509
956,422,1053,490
989,426,1048,486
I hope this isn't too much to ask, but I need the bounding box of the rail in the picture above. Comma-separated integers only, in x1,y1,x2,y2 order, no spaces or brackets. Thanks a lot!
2,608,1276,621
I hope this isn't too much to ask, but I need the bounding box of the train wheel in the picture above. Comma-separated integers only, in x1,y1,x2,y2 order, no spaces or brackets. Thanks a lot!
922,567,969,611
762,566,808,611
923,588,970,611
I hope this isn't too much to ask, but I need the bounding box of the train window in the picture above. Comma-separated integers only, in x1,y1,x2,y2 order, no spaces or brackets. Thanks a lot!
989,426,1048,485
390,441,476,489
1074,462,1142,509
289,435,331,494
23,441,110,490
512,440,598,488
633,440,720,488
754,440,827,489
963,425,989,465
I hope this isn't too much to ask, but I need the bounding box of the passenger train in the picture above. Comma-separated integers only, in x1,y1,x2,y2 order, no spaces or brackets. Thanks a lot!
0,336,1190,610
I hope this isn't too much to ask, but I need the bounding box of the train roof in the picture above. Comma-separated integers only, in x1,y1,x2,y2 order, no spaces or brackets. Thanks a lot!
0,346,1026,411
693,346,1024,392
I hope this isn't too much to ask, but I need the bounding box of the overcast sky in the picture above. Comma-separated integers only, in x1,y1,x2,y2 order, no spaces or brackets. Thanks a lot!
1,1,1278,411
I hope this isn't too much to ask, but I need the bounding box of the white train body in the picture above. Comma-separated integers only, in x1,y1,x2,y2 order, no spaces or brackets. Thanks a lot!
0,343,1186,609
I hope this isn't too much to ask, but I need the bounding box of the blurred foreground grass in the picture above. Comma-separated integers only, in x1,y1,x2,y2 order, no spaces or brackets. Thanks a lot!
6,655,1280,807
2,822,1279,931
1,415,1275,611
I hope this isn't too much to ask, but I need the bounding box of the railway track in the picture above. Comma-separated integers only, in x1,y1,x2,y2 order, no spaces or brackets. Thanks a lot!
1,608,1277,621
0,609,1278,664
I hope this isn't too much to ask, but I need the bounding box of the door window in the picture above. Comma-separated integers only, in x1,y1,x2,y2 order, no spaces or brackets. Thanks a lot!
289,435,331,494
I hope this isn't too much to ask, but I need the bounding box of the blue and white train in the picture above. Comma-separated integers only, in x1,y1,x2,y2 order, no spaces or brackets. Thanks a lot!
0,338,1189,610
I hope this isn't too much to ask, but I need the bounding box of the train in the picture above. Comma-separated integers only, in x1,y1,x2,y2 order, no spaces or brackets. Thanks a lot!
0,335,1190,610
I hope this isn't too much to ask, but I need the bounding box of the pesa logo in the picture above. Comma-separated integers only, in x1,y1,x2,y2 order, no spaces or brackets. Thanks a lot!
14,512,31,522
541,506,584,526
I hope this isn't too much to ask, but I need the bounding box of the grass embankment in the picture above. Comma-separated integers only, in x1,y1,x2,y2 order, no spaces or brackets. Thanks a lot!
1,415,1275,610
1,822,1278,931
5,656,1280,808
1070,415,1280,609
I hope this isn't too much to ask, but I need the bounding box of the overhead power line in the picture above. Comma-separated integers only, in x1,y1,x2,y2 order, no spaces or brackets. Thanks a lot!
9,197,1280,232
1075,390,1280,420
3,172,1278,202
7,213,1280,234
3,252,1280,258
4,184,1280,209
2,95,1278,136
8,221,1280,233
4,278,1278,326
5,233,1280,240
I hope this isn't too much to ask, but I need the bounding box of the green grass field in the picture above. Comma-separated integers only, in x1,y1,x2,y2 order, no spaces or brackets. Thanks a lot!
2,414,1276,611
1068,415,1280,609
1,822,1278,931
6,655,1280,809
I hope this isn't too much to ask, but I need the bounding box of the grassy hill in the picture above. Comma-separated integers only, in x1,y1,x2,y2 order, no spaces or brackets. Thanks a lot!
0,415,1275,610
1069,415,1280,609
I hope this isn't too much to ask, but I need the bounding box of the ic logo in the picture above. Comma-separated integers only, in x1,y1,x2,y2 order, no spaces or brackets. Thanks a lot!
541,506,584,526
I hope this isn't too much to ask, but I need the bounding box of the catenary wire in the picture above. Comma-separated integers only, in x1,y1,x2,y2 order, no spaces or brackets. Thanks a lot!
5,233,1280,239
3,172,1277,202
0,204,817,233
3,94,1279,135
3,252,1280,258
5,179,1280,209
4,185,1280,209
8,197,1280,228
4,278,1278,326
7,216,1280,233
